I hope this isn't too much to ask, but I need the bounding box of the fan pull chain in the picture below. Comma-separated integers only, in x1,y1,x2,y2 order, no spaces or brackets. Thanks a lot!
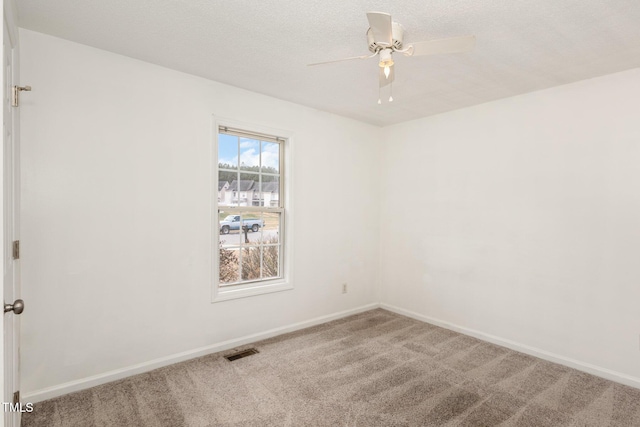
389,82,393,102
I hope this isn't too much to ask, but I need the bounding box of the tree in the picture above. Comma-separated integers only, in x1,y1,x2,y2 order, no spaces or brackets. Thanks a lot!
218,163,279,185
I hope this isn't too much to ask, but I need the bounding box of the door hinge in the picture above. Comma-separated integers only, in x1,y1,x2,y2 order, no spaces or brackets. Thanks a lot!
12,240,19,260
13,391,19,404
11,85,31,107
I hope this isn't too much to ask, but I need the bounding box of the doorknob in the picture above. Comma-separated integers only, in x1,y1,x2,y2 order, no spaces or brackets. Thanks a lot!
4,299,24,315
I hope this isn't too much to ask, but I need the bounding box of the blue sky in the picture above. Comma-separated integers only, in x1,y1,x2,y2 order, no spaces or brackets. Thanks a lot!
218,134,279,171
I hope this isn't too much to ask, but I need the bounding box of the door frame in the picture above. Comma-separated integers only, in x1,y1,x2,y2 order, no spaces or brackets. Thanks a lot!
1,0,20,425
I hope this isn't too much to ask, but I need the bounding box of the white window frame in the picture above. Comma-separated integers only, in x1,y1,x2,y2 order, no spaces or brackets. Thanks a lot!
212,117,293,302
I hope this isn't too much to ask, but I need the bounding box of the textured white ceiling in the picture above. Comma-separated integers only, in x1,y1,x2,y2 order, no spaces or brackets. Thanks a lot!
17,0,640,126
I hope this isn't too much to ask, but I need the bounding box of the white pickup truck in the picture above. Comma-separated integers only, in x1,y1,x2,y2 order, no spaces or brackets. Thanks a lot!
219,215,264,234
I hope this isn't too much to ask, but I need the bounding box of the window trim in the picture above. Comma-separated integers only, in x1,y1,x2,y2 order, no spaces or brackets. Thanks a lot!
211,117,293,302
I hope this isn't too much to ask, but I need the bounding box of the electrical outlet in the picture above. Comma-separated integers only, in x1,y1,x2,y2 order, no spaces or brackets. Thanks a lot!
342,283,348,294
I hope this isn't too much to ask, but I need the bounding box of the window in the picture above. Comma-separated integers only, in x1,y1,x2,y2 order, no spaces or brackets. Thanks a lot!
213,122,291,301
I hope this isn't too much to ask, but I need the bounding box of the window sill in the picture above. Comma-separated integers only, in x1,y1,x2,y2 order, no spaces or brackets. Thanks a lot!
212,280,293,303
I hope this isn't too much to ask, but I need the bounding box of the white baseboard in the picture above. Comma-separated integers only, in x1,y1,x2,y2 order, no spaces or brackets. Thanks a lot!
27,301,637,403
24,303,380,403
380,303,640,390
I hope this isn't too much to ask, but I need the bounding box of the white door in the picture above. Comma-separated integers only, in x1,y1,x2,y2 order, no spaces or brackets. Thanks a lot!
2,17,21,427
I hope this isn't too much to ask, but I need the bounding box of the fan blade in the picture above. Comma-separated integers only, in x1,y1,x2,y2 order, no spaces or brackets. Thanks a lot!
307,53,374,66
367,12,392,46
379,65,395,88
409,35,476,56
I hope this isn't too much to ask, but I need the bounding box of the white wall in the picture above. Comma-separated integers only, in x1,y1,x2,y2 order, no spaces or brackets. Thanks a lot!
380,68,640,382
19,29,381,395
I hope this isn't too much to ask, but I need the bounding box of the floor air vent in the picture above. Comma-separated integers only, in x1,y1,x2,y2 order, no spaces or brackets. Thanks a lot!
225,348,259,361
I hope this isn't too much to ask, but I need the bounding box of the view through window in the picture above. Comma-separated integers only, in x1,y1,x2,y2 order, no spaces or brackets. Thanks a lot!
216,127,284,287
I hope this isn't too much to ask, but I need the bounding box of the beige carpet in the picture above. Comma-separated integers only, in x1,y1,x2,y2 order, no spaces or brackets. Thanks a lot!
22,309,640,426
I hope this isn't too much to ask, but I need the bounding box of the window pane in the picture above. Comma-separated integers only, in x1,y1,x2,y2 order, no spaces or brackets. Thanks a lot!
234,172,257,207
226,173,255,207
241,247,261,281
261,245,279,280
218,134,238,168
261,141,280,173
262,212,280,244
217,170,237,207
218,210,264,247
239,138,260,171
219,247,239,285
241,210,263,247
260,176,280,207
218,210,237,247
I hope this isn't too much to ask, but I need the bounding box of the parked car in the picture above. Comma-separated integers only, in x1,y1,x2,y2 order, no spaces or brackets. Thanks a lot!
219,215,264,234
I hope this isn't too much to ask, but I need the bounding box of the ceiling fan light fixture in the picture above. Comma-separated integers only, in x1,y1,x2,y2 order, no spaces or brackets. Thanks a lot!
378,48,394,68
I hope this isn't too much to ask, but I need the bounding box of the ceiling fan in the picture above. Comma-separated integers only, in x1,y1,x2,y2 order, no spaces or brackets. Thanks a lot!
308,12,476,104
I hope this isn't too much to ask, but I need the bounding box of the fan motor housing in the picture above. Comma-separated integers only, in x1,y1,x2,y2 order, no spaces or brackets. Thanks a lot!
367,22,405,52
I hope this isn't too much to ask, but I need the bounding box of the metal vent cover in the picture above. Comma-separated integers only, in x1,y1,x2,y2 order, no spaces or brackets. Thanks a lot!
224,348,259,362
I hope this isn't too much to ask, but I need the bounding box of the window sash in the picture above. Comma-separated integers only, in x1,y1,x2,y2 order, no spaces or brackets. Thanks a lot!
217,207,285,286
217,127,284,209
